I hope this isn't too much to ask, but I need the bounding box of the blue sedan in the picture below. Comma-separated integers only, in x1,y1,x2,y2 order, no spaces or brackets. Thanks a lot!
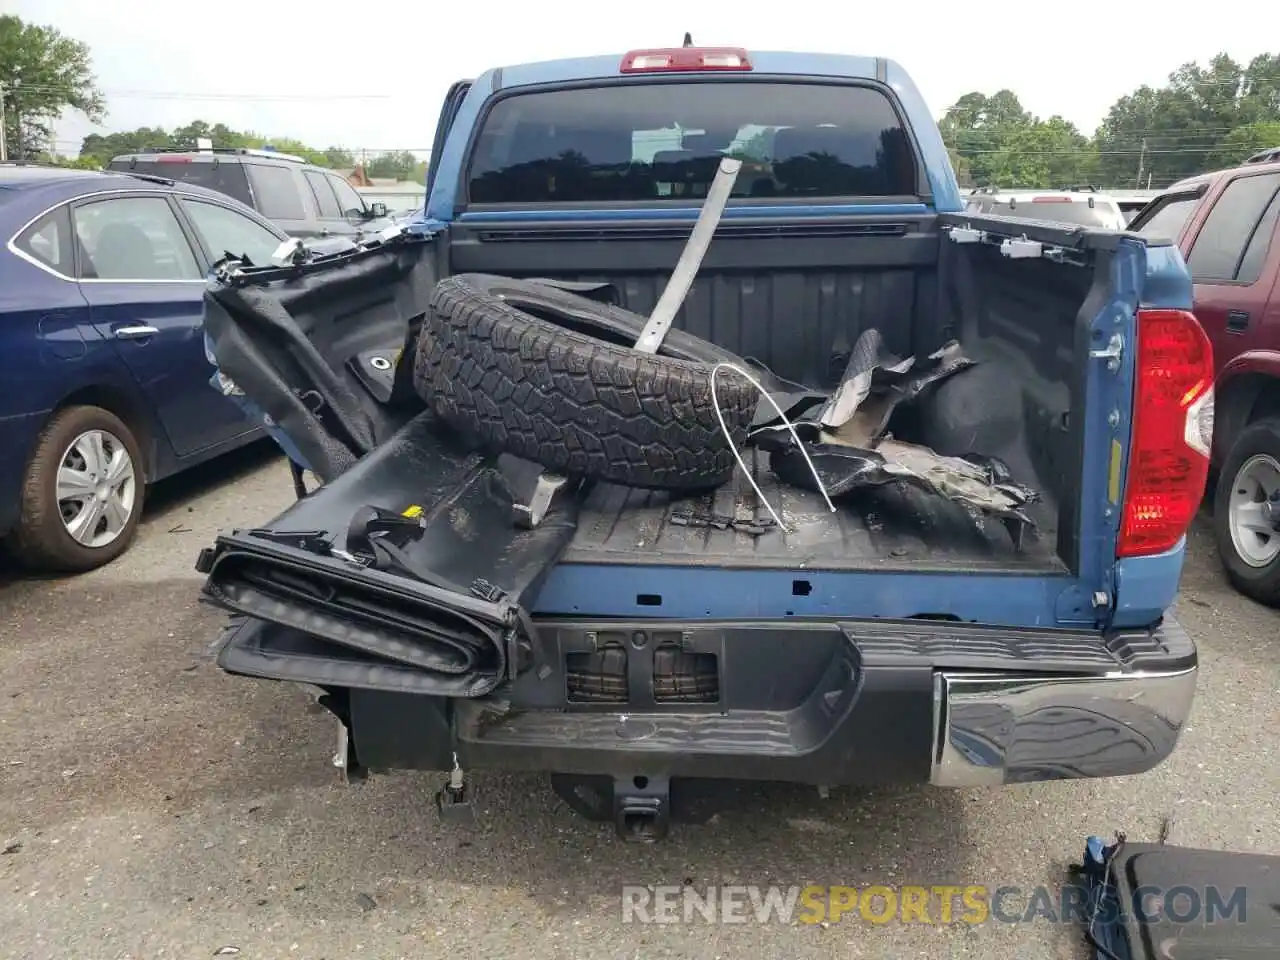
0,164,289,572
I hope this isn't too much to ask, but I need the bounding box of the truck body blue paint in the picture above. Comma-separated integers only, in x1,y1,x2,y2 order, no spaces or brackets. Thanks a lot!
405,50,1198,628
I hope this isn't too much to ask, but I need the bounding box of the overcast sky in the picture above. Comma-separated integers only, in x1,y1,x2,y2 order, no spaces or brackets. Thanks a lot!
10,0,1276,157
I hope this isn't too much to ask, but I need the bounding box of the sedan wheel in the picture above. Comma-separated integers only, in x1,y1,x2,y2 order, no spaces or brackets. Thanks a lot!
5,405,147,573
57,429,139,548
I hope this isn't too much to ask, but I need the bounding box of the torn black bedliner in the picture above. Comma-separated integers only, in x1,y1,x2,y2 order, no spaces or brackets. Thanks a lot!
748,328,977,450
199,412,578,697
216,616,483,695
204,236,435,481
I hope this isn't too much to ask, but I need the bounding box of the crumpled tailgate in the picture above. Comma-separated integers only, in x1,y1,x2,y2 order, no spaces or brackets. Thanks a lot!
200,408,577,699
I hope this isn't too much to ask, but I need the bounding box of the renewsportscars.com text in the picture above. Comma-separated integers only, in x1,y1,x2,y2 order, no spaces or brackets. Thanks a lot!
620,884,1248,926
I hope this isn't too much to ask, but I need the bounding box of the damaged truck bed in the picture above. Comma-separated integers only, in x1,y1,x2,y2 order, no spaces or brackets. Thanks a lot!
564,458,1059,572
195,46,1212,841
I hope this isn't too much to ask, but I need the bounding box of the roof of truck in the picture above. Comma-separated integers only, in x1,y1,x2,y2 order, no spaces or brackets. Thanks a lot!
489,50,888,91
1163,156,1280,195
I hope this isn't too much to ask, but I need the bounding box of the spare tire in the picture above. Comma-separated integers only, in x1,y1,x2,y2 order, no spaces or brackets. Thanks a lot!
413,274,757,490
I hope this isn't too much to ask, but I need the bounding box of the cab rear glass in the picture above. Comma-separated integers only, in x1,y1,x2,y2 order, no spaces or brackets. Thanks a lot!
465,81,919,205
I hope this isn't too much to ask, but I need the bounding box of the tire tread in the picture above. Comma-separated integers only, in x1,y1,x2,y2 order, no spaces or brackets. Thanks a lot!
413,275,757,490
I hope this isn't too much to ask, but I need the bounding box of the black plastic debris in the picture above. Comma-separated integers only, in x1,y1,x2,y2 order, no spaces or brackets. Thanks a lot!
748,329,977,451
1078,834,1280,960
748,328,1038,544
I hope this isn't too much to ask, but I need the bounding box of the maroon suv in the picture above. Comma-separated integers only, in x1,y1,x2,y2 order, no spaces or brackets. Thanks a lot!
1133,155,1280,605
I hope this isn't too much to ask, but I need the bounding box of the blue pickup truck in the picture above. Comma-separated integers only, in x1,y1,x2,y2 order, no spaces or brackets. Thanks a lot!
200,45,1213,838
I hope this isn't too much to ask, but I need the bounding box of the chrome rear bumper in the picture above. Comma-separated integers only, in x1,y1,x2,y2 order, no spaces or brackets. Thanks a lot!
931,665,1197,787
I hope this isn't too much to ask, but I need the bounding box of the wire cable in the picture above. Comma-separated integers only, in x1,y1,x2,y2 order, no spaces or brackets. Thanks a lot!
709,361,835,534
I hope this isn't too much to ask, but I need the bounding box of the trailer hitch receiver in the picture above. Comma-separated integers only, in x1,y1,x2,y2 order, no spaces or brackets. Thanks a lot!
614,774,671,842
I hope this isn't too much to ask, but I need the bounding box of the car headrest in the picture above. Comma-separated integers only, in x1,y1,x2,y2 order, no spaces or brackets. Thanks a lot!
773,125,873,164
551,129,632,166
91,223,157,279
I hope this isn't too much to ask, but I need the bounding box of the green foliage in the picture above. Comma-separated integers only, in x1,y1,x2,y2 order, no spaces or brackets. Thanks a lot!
363,149,426,182
1093,53,1280,186
944,52,1280,190
77,120,352,169
1208,121,1280,168
74,120,427,182
1,15,104,158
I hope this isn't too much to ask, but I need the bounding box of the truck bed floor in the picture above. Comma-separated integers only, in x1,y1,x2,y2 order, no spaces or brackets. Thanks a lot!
562,449,1064,573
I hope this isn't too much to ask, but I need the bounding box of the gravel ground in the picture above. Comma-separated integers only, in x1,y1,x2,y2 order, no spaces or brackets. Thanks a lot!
1,442,1276,960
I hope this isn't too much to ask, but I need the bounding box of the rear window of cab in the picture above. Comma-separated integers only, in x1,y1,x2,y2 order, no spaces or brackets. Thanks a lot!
465,81,918,205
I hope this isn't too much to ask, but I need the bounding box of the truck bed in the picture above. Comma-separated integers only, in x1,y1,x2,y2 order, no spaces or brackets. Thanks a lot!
447,210,1092,577
564,447,1063,572
208,206,1101,581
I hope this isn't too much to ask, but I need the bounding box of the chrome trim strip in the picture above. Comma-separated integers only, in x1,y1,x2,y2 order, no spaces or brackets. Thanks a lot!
930,667,1197,787
4,186,275,285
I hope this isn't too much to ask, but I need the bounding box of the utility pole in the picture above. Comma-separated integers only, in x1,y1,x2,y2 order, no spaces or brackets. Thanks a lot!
0,82,7,162
1135,138,1147,190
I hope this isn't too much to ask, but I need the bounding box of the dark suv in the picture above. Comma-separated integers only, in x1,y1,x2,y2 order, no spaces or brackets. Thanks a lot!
107,147,397,240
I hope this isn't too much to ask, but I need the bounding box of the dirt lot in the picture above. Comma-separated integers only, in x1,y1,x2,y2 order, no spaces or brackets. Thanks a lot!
1,442,1277,960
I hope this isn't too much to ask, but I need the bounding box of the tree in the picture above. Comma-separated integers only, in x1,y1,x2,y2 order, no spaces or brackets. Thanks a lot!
0,15,104,159
41,153,100,169
1210,121,1280,167
364,150,421,181
324,147,355,168
946,146,973,188
79,127,174,165
77,120,342,168
1095,53,1280,187
987,117,1097,188
939,90,1034,186
944,53,1280,191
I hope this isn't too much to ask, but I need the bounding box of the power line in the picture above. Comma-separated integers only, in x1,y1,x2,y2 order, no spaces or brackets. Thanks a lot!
953,126,1274,141
4,82,395,102
953,145,1272,158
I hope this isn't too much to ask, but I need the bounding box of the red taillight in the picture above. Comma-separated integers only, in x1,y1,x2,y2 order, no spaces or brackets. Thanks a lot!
1117,308,1214,558
620,47,753,73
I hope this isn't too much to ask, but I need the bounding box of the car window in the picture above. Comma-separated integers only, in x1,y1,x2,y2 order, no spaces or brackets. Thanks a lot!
1235,187,1280,285
1186,173,1280,282
71,196,201,281
303,170,342,218
327,174,368,218
467,81,918,204
13,205,75,274
245,163,306,221
1134,195,1199,242
107,159,254,206
181,198,283,267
